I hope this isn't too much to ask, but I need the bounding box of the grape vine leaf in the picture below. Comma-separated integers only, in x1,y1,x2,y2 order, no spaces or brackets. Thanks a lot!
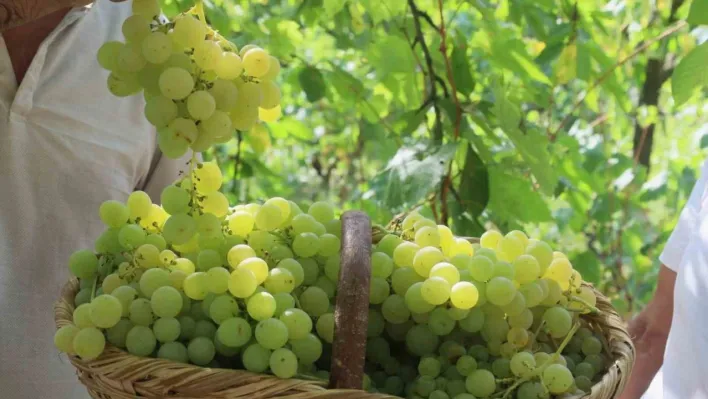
700,134,708,149
458,145,489,218
324,0,347,18
687,0,708,26
571,252,601,285
492,88,557,195
367,36,416,74
299,66,327,103
360,0,406,23
486,166,552,223
451,43,475,95
370,143,458,210
671,41,708,107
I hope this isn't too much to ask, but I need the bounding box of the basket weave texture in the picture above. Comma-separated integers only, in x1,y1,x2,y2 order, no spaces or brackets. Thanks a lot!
55,277,634,399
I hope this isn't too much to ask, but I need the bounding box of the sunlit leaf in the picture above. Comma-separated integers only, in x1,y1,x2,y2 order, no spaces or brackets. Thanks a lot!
671,41,708,107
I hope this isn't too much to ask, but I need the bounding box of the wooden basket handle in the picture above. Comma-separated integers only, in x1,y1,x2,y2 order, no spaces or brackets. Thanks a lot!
329,211,372,390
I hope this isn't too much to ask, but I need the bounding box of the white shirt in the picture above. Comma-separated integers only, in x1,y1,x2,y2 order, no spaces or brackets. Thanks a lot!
0,2,185,398
643,160,708,399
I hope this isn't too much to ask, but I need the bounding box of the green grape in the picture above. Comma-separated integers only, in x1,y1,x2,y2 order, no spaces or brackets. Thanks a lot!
170,257,195,274
126,325,156,356
254,203,282,231
193,319,217,340
486,277,516,306
187,337,215,366
135,243,160,268
199,191,229,217
290,333,322,364
259,81,281,109
319,256,339,283
247,292,277,321
89,294,122,328
507,326,529,347
415,375,436,396
479,230,502,249
204,266,228,294
122,14,151,43
585,354,603,374
393,242,420,268
414,226,441,248
582,336,602,356
276,259,304,287
368,277,389,305
291,232,320,258
260,55,281,80
95,228,123,254
380,294,409,324
107,71,142,97
575,375,592,392
315,234,340,258
215,51,244,80
197,249,221,271
101,274,124,294
158,67,194,100
272,293,294,317
513,254,541,284
519,281,544,308
475,248,498,263
568,286,597,314
526,240,553,274
99,200,129,228
405,282,436,313
542,364,573,394
405,324,439,356
299,287,329,317
241,48,270,78
428,308,455,336
447,307,470,321
208,294,239,324
367,252,393,279
128,298,153,326
449,281,479,310
125,191,152,221
111,285,137,317
97,41,124,71
153,317,181,343
291,214,318,235
367,309,385,337
255,318,289,349
429,263,459,285
543,258,573,290
177,316,196,341
227,244,256,269
138,267,169,297
54,324,80,354
241,343,271,372
142,32,172,65
209,80,239,113
543,306,572,338
161,185,190,214
306,201,333,223
315,313,335,343
412,247,445,278
541,278,563,306
186,90,216,121
72,327,105,360
575,362,595,379
150,286,182,318
391,267,424,296
227,211,254,238
294,259,316,288
455,355,478,376
117,43,146,73
465,369,496,397
117,224,145,250
182,271,208,300
155,341,188,363
162,213,197,245
73,304,94,329
278,308,312,340
215,317,251,348
269,348,297,378
172,15,206,47
228,268,257,298
264,267,295,294
469,256,494,282
492,260,515,280
516,381,547,399
449,255,472,273
500,291,526,316
508,308,533,330
420,277,451,305
105,318,133,348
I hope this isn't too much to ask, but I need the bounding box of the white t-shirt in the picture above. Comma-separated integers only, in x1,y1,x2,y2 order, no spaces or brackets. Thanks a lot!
643,160,708,399
0,2,186,398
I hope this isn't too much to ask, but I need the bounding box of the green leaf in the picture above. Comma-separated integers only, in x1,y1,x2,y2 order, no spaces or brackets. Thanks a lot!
687,0,708,25
577,41,591,81
269,118,314,141
451,44,475,95
700,134,708,149
571,252,601,285
370,143,458,210
671,41,708,107
324,0,347,18
367,35,416,74
458,145,489,217
360,0,406,23
298,66,327,103
486,166,552,223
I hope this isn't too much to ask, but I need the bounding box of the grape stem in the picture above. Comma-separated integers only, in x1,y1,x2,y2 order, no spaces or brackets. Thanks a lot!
525,320,545,351
195,1,206,24
90,275,98,301
568,295,600,314
496,323,581,398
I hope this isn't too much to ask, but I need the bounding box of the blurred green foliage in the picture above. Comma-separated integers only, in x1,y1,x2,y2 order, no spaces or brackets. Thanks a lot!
160,0,708,317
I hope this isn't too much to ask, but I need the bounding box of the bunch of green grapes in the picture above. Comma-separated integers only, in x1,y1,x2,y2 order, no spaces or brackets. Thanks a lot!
55,161,607,396
96,0,282,158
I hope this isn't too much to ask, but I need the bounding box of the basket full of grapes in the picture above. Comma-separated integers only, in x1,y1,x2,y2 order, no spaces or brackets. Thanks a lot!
53,0,634,397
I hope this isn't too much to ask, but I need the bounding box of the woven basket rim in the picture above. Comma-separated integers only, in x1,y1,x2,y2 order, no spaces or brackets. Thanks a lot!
55,277,634,399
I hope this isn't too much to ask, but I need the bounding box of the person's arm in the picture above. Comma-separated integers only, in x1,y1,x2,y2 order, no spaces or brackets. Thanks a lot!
618,265,676,399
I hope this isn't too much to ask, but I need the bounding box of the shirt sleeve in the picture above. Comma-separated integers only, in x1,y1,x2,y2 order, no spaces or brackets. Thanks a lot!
136,147,201,200
659,162,708,272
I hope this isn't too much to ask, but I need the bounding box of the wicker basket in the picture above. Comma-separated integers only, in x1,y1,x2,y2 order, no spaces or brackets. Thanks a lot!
54,211,635,398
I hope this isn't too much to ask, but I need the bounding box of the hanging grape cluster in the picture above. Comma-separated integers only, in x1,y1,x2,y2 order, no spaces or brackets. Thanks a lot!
96,0,282,158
